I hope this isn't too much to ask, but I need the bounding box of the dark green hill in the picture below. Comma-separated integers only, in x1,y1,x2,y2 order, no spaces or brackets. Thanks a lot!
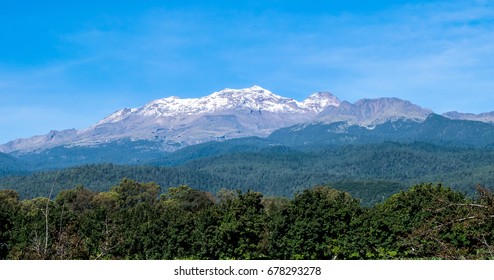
268,114,494,148
0,163,224,200
2,142,494,206
10,139,169,171
0,152,29,176
150,136,275,165
7,137,275,171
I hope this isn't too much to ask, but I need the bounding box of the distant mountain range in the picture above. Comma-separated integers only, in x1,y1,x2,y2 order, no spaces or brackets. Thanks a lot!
1,85,494,172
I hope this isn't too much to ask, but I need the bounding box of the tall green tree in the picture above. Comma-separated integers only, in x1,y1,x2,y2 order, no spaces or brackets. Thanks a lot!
0,190,20,259
273,186,361,259
359,183,468,259
211,190,267,259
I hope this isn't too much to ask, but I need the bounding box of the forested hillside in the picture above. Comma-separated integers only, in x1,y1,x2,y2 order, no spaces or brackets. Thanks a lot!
10,139,169,171
2,142,493,205
0,152,28,177
1,181,493,260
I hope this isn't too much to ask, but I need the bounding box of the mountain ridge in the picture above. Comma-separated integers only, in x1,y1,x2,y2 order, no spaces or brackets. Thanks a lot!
268,113,494,148
1,86,345,154
0,85,491,155
318,97,432,126
443,111,494,123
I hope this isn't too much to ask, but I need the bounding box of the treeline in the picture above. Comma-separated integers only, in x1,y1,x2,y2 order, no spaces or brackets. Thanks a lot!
0,163,411,206
1,180,494,260
0,164,224,201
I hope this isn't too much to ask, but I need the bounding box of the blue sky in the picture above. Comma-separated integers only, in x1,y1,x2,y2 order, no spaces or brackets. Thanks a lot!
1,0,493,144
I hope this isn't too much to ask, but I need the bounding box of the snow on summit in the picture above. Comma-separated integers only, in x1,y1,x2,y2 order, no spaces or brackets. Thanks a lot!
98,85,340,125
0,85,343,153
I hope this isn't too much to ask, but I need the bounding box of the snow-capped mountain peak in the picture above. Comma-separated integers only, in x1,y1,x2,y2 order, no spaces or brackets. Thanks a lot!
302,92,341,112
206,85,288,109
93,108,137,126
97,86,336,125
206,86,314,114
72,86,338,152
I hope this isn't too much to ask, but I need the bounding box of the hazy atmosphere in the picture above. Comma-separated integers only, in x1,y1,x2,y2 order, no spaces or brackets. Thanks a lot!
1,0,493,143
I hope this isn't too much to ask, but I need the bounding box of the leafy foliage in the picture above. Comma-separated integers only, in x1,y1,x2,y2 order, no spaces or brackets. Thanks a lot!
2,181,494,259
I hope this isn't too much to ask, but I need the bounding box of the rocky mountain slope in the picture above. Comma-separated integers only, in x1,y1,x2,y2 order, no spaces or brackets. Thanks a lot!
318,98,432,126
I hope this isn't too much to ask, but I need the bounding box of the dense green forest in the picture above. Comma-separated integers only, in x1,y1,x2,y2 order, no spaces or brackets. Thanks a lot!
2,142,494,205
1,180,493,260
3,141,494,259
0,152,28,177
